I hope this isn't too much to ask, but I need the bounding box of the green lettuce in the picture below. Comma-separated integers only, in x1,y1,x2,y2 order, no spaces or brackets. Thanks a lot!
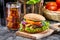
42,21,50,31
19,23,23,31
25,21,50,33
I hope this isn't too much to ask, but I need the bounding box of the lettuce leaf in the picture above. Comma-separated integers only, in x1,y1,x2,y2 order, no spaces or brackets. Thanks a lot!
42,21,50,31
19,21,50,33
25,21,50,33
25,25,36,33
25,25,42,33
19,23,23,31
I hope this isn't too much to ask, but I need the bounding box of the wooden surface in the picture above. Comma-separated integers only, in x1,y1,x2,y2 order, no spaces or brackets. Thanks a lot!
16,29,54,40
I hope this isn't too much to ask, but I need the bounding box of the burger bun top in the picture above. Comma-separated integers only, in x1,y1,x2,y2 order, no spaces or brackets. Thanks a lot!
24,13,46,21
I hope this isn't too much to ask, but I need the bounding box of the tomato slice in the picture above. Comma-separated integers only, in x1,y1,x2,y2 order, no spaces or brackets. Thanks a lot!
35,22,41,24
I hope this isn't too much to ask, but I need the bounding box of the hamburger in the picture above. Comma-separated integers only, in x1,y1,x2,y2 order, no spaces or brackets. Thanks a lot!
19,13,50,33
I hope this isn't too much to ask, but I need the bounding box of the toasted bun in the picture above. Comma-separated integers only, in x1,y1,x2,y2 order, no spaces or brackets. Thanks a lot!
24,13,46,21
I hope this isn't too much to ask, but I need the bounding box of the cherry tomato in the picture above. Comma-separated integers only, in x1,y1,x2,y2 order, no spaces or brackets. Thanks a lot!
46,5,57,11
46,2,57,11
46,2,57,7
56,0,60,7
57,8,60,11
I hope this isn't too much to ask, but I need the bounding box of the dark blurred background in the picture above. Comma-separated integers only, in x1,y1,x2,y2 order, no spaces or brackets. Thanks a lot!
0,0,55,26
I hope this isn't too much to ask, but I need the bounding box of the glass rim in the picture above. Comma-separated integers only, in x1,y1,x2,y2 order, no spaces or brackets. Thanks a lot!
6,2,21,8
6,2,19,4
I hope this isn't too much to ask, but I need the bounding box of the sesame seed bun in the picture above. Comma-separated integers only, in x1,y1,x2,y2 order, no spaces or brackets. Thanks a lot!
24,13,46,21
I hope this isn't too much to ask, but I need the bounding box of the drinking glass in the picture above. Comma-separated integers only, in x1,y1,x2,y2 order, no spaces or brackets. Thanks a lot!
6,2,21,31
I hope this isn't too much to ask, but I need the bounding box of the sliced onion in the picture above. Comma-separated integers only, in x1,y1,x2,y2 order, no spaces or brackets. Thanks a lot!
21,21,27,25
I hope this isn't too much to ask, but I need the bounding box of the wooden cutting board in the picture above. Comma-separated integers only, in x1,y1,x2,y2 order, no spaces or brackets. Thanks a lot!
16,29,54,40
